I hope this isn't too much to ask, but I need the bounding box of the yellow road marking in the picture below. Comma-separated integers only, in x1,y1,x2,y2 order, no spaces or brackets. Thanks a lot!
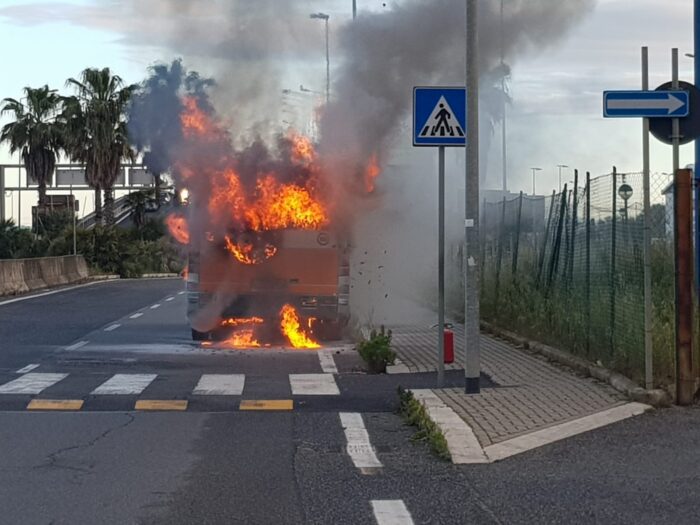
240,399,293,411
135,400,188,411
27,399,84,411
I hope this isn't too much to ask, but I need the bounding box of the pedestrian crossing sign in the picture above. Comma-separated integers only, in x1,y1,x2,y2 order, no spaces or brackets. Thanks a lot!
413,87,467,146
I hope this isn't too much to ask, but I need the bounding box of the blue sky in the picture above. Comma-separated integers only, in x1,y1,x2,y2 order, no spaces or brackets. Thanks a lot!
0,0,696,197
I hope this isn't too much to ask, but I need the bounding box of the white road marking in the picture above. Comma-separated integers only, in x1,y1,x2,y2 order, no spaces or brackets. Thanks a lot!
129,313,144,319
104,323,121,332
150,304,161,309
178,291,185,295
193,374,245,395
289,374,339,395
15,364,39,374
0,280,106,307
371,500,414,525
64,340,89,351
165,296,175,302
0,373,68,394
484,402,652,462
318,350,338,374
91,374,157,395
339,412,382,470
411,389,488,464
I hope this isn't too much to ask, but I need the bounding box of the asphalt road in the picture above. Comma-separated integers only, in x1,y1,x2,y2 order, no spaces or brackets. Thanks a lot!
1,278,700,524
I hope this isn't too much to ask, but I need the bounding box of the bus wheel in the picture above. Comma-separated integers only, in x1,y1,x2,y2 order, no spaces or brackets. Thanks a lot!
191,329,209,341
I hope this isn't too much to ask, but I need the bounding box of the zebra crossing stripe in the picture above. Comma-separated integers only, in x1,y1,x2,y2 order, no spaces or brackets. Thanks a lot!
16,364,40,374
193,374,245,395
318,350,338,374
0,373,68,394
289,374,340,395
371,500,414,525
339,412,382,471
91,374,157,395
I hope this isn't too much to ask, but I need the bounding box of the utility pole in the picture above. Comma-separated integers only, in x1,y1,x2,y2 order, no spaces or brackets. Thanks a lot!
500,0,507,193
464,0,481,394
353,0,357,19
695,0,700,297
0,167,5,222
641,46,654,389
531,167,542,196
310,13,331,104
557,164,568,193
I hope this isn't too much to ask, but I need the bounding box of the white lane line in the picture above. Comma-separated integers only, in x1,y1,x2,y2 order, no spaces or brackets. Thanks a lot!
150,304,161,309
193,374,245,395
91,374,157,395
64,340,89,351
371,500,414,525
178,291,185,295
0,373,68,394
129,312,144,319
484,402,652,462
411,389,488,464
104,323,121,332
165,296,175,302
289,374,340,395
339,412,382,471
0,280,108,307
15,364,40,374
318,350,338,374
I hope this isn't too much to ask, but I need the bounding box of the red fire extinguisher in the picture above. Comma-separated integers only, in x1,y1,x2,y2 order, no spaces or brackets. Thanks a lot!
443,324,454,364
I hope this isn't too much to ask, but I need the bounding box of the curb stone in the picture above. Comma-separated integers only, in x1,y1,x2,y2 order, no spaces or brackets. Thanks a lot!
480,321,672,408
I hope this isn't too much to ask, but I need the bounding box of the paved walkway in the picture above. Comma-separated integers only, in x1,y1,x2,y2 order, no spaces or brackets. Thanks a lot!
390,325,628,447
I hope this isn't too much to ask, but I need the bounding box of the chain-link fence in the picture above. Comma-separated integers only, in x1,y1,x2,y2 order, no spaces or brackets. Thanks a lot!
476,170,676,387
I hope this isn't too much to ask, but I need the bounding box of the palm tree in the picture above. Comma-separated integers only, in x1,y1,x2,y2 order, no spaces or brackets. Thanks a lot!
65,68,136,226
0,86,63,206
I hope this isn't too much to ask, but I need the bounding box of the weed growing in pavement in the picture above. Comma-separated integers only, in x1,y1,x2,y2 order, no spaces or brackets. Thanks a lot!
397,387,450,461
357,326,396,374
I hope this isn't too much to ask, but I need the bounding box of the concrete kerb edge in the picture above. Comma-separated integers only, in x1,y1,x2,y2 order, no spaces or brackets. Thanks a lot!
480,321,671,408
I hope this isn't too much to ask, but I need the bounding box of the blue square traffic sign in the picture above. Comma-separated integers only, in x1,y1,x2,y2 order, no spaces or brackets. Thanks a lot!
413,87,467,147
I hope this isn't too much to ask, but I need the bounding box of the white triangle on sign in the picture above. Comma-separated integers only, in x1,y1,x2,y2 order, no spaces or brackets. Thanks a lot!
419,96,464,138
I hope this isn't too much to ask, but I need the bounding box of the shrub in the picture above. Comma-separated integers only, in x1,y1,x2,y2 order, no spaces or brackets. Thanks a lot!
357,327,396,373
397,387,450,461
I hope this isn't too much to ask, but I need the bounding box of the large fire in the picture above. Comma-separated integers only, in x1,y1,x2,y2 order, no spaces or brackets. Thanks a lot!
166,214,190,244
280,304,321,349
215,306,320,349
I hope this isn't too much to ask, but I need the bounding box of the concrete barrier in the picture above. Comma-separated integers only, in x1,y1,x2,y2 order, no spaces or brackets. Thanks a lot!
0,255,90,297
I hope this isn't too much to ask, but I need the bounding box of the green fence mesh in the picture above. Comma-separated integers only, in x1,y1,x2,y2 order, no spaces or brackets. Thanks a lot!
478,170,675,387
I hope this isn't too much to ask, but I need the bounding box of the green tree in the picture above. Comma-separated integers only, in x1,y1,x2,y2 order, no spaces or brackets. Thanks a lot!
64,68,136,226
0,86,64,206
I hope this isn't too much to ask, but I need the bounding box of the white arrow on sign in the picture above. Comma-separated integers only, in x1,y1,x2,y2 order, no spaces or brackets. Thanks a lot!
607,93,686,114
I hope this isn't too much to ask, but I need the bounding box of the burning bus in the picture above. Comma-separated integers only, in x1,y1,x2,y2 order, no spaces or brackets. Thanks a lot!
166,97,353,347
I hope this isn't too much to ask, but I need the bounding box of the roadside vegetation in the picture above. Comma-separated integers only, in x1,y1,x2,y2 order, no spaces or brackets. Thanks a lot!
397,387,450,461
0,67,186,277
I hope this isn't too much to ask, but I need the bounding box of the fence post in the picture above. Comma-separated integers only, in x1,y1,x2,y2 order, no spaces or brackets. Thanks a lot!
537,190,556,288
512,191,523,278
675,168,694,404
494,197,506,304
586,172,591,358
569,169,579,284
610,167,618,356
548,185,568,290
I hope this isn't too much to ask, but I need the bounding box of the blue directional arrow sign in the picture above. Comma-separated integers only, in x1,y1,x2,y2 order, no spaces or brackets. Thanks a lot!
603,90,689,118
413,87,466,146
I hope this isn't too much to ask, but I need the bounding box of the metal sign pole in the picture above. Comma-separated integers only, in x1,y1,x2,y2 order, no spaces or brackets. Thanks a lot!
438,146,446,388
672,49,680,176
465,0,481,393
0,167,5,222
642,46,654,389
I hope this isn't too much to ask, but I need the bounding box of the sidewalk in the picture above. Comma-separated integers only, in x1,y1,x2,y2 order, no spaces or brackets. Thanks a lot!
389,325,649,461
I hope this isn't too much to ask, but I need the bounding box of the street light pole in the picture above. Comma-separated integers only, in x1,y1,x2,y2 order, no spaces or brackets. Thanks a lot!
557,164,569,193
500,0,507,193
531,167,542,196
310,13,331,104
353,0,357,19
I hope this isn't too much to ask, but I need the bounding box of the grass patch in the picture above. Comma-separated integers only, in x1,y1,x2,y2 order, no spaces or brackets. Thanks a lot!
397,387,450,461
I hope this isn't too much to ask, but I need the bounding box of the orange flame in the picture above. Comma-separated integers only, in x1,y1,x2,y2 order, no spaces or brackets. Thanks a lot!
223,329,261,348
166,214,190,244
289,132,316,164
221,317,264,327
364,154,381,193
180,97,210,137
280,304,321,349
224,235,278,265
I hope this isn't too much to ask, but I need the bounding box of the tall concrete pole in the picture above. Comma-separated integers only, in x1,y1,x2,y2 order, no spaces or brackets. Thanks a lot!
464,0,481,393
695,0,700,295
642,46,654,389
500,0,507,193
325,17,330,104
353,0,357,19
